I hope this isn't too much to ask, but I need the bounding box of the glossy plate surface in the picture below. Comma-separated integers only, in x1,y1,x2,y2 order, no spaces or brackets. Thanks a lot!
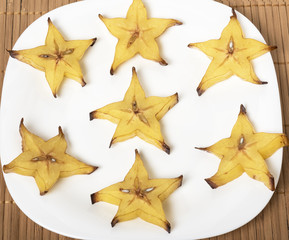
0,0,282,239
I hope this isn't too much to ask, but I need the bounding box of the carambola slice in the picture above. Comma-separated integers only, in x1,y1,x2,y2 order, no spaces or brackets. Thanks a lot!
91,149,183,232
196,105,289,191
99,0,182,74
188,9,276,96
3,119,97,195
90,67,178,154
8,18,96,97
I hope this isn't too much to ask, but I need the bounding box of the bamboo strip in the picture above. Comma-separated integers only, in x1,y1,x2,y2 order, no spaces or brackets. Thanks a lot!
16,1,32,238
27,0,35,25
49,0,57,11
33,0,42,21
20,0,28,39
12,0,21,46
251,1,261,30
2,0,15,237
235,1,244,16
0,171,5,240
0,0,6,90
10,204,20,239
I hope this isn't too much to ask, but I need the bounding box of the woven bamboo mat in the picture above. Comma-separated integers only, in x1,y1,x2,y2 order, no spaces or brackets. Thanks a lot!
0,0,289,239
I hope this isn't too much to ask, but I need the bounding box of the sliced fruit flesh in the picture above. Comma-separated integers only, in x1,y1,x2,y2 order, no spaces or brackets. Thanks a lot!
8,18,96,97
196,105,289,191
90,67,178,154
99,0,182,74
3,118,97,195
91,149,182,232
188,9,276,96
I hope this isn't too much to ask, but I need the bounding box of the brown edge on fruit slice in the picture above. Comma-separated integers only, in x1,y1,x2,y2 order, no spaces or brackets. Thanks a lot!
7,49,19,59
89,166,99,175
174,20,183,26
159,59,168,66
177,175,184,188
196,87,204,96
109,138,114,148
175,92,179,103
164,220,171,233
239,104,246,115
110,67,115,75
111,217,119,227
48,17,52,25
89,111,97,121
90,192,99,204
166,221,171,233
259,80,268,85
81,78,87,87
269,175,275,191
162,142,170,154
205,178,218,189
281,134,289,146
231,8,237,19
98,14,104,21
195,146,209,152
58,126,64,137
90,37,97,47
269,45,277,51
19,118,25,151
40,190,48,196
134,148,139,155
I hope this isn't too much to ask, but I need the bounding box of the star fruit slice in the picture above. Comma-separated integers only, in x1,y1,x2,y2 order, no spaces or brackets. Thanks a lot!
91,149,183,233
3,119,97,195
8,18,96,97
99,0,182,75
196,105,289,191
188,9,276,96
90,67,178,154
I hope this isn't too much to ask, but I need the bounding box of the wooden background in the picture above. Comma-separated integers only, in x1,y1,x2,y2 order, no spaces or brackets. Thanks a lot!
0,0,289,239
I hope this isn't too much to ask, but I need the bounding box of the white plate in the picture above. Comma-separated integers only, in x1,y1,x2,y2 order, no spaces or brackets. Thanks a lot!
0,0,283,239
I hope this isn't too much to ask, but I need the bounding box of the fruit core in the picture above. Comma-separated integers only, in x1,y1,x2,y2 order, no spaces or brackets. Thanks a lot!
131,100,149,125
238,136,246,150
228,39,234,54
39,48,74,63
32,155,57,163
128,27,140,47
120,186,154,199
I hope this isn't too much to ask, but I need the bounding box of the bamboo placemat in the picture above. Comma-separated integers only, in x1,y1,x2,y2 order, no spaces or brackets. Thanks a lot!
0,0,289,239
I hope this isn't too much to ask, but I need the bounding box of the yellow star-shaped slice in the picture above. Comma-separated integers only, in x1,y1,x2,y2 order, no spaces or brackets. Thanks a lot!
8,18,96,97
91,149,183,232
197,105,289,191
3,119,97,195
89,67,178,154
188,9,276,96
99,0,182,75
